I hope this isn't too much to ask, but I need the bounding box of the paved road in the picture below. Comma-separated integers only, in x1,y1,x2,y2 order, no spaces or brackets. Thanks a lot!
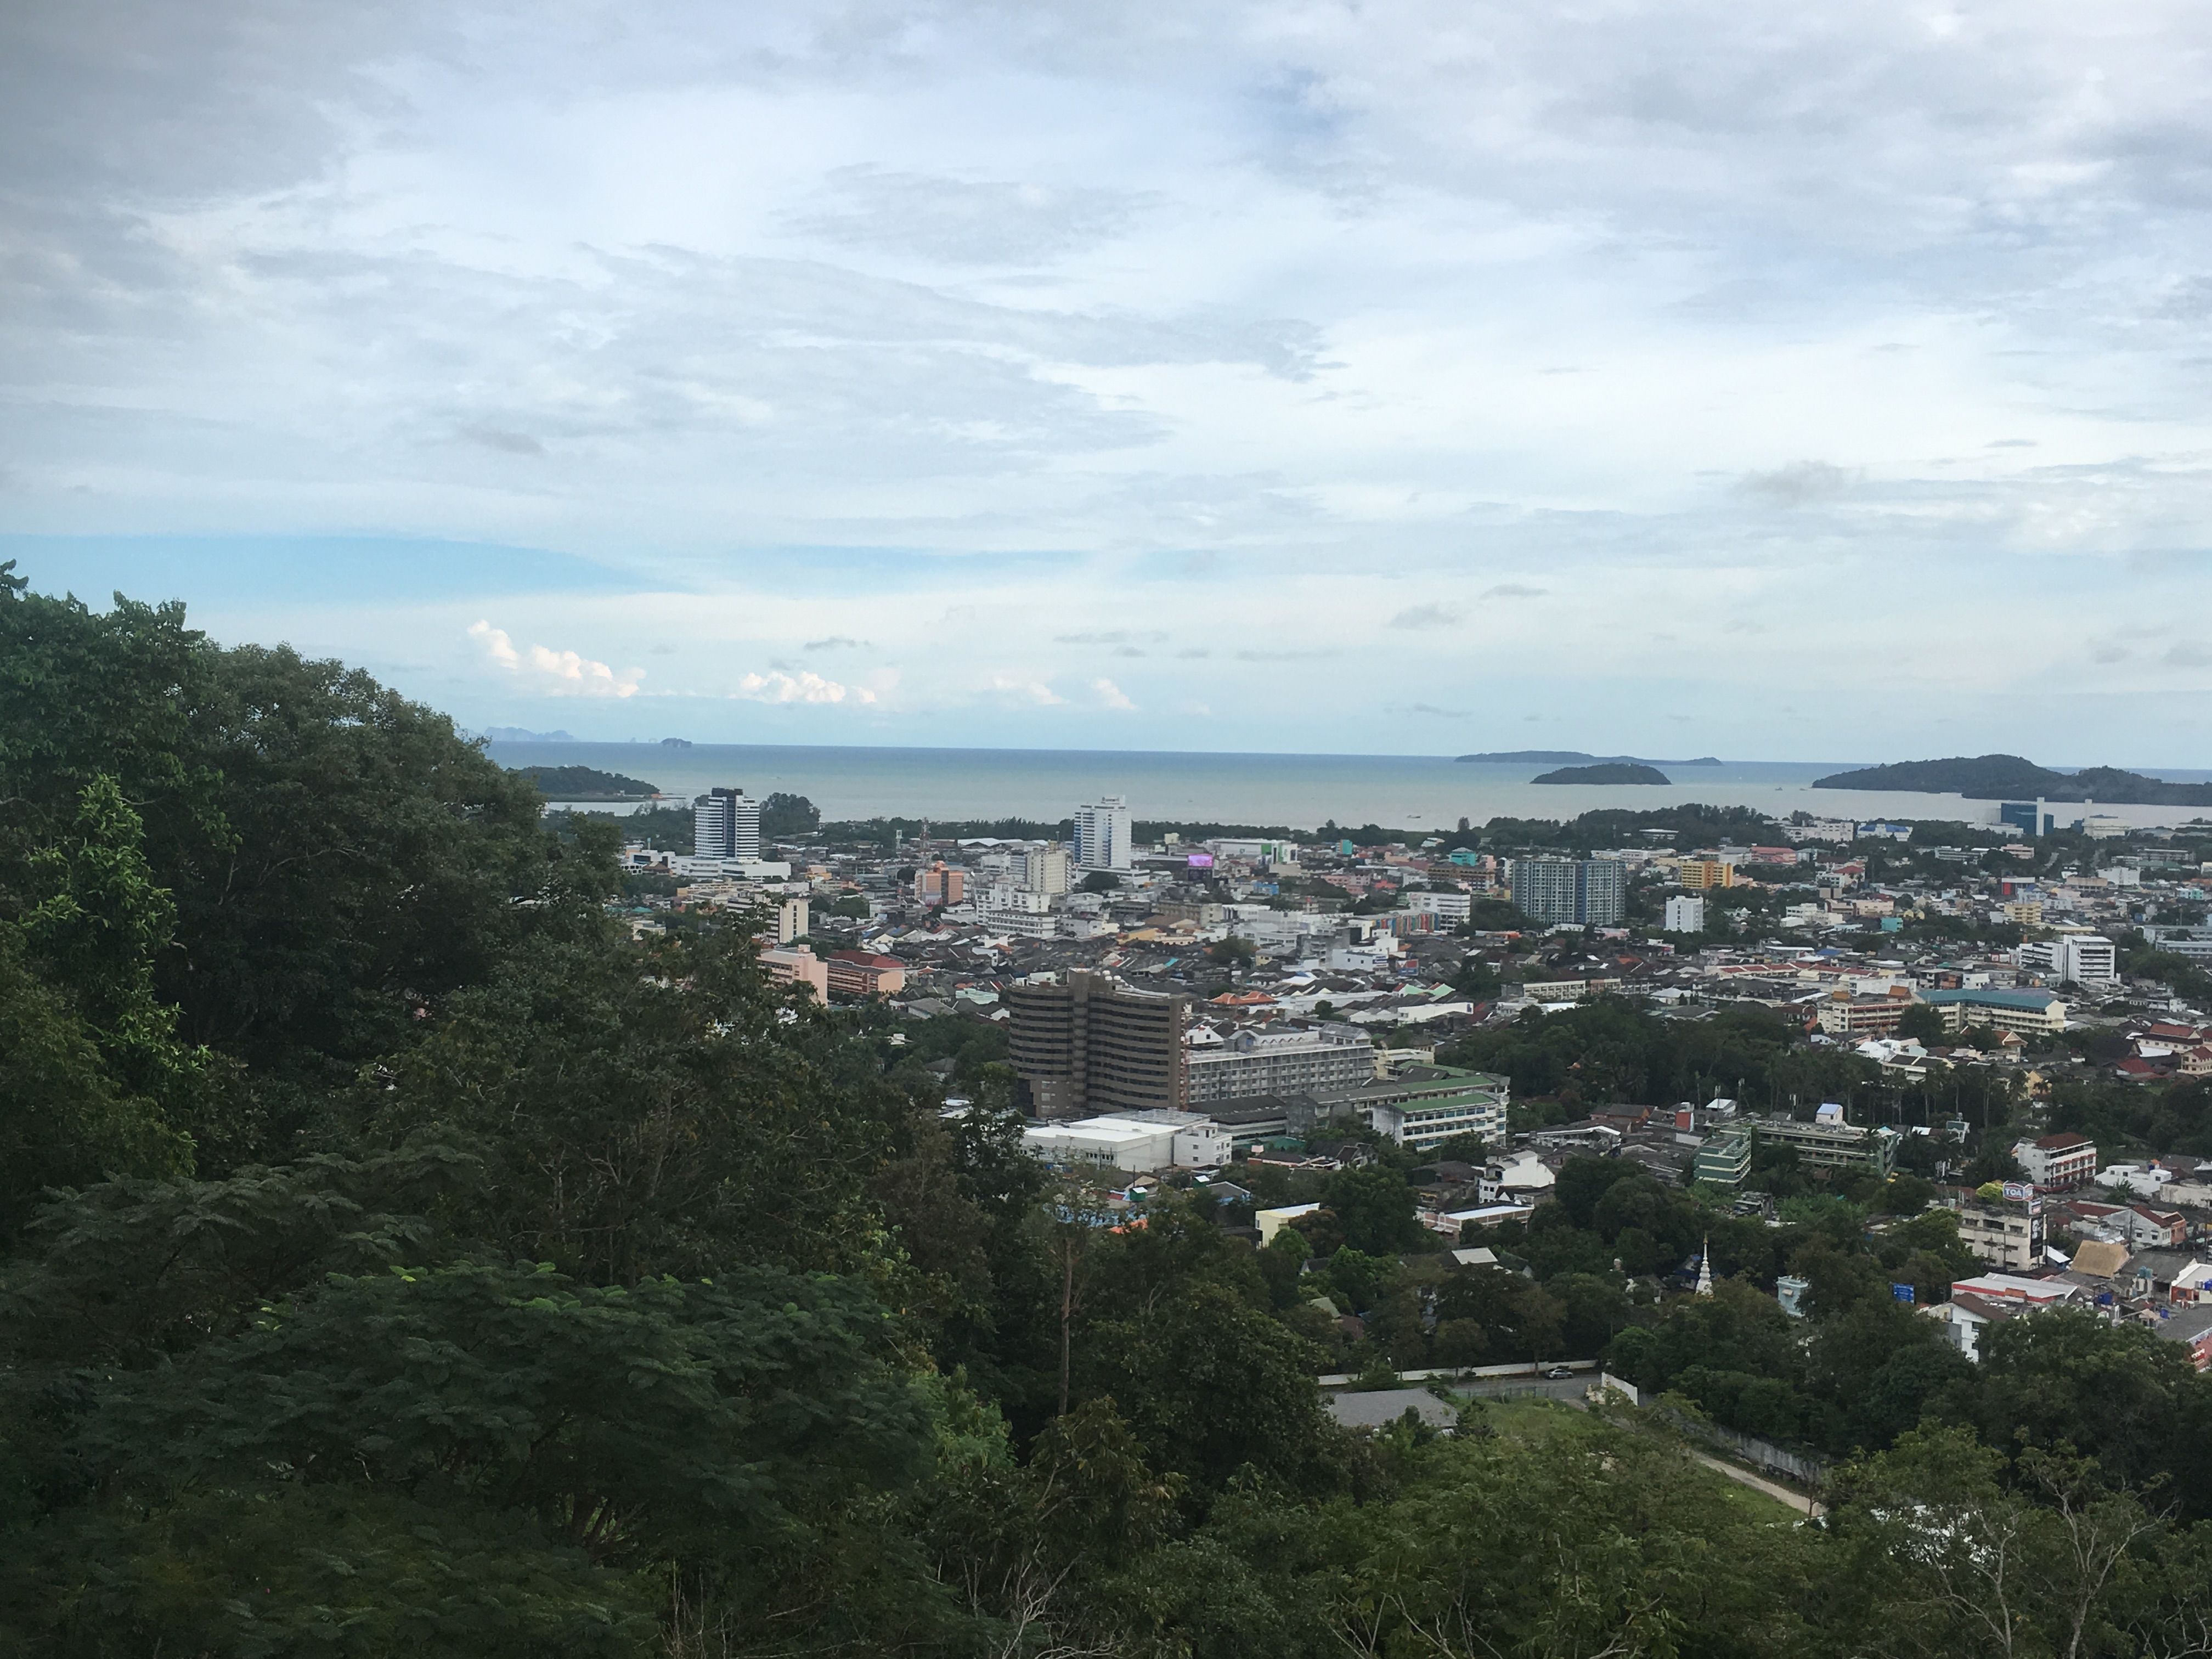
1688,1449,1823,1516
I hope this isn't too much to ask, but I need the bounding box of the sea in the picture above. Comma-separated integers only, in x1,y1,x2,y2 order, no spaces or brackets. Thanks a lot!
486,742,2212,835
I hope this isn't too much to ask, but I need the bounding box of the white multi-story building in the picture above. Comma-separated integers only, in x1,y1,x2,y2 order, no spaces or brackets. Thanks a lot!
1663,895,1706,933
1073,795,1134,871
1185,1024,1375,1103
2019,933,2118,985
2013,1132,2097,1192
1404,890,1472,923
694,787,761,860
1016,844,1071,894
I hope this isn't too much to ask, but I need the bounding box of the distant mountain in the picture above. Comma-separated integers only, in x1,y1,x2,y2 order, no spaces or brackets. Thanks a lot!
1532,763,1672,785
1458,750,1720,765
1814,754,2212,805
659,737,694,748
510,764,659,800
482,726,576,742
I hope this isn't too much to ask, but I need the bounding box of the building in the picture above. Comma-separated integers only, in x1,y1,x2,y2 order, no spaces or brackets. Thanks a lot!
1951,1201,2040,1271
1509,857,1627,927
1677,858,1737,890
1345,1066,1511,1152
1663,894,1706,933
772,895,809,945
1186,1024,1375,1103
1815,991,1919,1036
1016,844,1071,894
1692,1127,1752,1187
1021,1111,1231,1173
2000,799,2055,838
1003,968,1188,1119
826,951,905,998
1751,1113,1898,1177
913,862,966,907
693,787,762,861
1919,988,2068,1036
2019,934,2118,985
1404,890,1473,923
759,945,828,1001
2155,1309,2212,1373
2013,1132,2097,1192
1073,795,1134,871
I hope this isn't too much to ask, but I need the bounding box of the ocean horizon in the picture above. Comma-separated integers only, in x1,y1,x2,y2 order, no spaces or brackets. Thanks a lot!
486,740,2212,834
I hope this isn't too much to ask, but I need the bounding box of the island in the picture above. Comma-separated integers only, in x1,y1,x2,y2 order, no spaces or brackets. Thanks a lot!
1531,763,1672,785
1813,754,2212,805
1458,750,1719,765
509,764,660,800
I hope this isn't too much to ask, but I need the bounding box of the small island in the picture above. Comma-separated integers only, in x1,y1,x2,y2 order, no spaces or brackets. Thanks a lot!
1459,750,1719,765
510,764,659,800
1531,763,1672,785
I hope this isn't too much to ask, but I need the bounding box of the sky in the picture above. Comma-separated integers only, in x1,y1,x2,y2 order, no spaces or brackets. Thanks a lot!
5,0,2212,761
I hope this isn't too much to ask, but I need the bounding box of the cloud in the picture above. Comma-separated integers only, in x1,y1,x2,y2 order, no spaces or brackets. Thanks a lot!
1390,602,1462,629
1091,677,1137,710
735,669,876,704
987,674,1065,704
2165,642,2212,667
460,426,544,456
1481,583,1548,601
1234,648,1333,662
804,635,871,651
469,620,642,698
793,167,1150,266
1735,461,1861,508
1056,630,1168,645
1410,702,1470,718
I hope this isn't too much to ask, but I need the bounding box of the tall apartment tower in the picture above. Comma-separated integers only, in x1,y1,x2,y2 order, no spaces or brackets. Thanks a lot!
1072,795,1133,871
1017,843,1071,894
1004,968,1188,1119
1509,856,1626,927
694,787,762,860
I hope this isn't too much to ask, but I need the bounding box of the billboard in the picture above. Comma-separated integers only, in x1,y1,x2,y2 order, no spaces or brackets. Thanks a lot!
1186,852,1215,869
2002,1181,2033,1202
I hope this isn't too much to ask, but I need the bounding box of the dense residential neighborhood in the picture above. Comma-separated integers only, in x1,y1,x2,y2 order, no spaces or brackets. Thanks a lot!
606,785,2212,1400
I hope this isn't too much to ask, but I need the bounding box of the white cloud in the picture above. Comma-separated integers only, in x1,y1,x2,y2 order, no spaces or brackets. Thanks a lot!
987,674,1066,706
16,1,2212,758
469,620,643,697
735,669,876,704
1091,676,1137,710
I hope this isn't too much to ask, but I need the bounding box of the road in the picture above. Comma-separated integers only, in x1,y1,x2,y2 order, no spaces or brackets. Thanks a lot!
1687,1449,1823,1516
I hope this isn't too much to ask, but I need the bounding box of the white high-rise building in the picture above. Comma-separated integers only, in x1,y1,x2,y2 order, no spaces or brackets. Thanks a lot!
694,787,762,860
1664,895,1706,933
1017,844,1071,894
1072,796,1133,871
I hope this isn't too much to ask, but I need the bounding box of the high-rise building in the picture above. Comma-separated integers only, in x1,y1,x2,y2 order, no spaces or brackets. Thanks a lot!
1072,795,1133,871
1017,844,1071,894
1508,857,1626,927
693,787,761,860
1003,968,1187,1119
1663,894,1706,933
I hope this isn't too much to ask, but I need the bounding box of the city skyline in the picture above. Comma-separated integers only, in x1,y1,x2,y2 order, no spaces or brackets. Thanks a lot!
8,2,2212,759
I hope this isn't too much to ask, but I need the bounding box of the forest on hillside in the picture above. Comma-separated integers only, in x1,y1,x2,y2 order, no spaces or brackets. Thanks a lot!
2,567,2210,1658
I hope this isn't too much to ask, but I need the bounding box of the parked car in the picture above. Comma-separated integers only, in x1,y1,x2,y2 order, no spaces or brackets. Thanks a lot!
1542,1366,1574,1380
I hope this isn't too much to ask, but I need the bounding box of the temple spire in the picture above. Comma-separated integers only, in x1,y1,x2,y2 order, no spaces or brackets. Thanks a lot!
1695,1235,1714,1297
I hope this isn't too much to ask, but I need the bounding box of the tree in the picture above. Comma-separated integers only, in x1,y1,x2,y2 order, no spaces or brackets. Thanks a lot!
760,792,821,840
1321,1166,1423,1255
1895,1003,1947,1044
